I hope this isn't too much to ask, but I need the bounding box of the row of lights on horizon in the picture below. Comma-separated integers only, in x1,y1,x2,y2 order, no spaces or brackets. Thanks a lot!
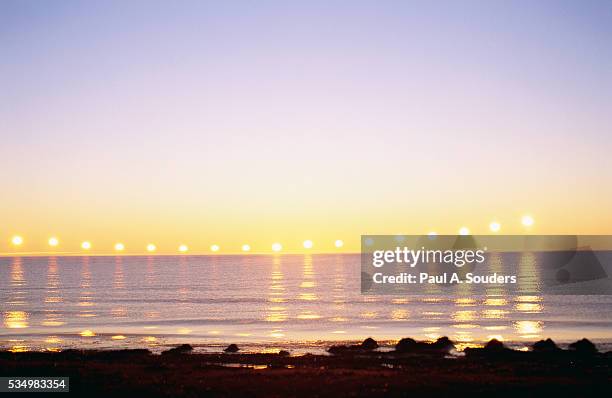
6,237,342,253
4,215,535,253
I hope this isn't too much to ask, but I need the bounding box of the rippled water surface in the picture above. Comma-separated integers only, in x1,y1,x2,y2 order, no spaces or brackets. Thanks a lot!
2,255,612,353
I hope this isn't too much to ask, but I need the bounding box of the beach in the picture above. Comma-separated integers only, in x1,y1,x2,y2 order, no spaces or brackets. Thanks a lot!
2,338,611,397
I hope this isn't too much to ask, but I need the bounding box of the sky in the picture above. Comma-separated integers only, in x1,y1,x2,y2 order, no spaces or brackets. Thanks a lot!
1,0,612,254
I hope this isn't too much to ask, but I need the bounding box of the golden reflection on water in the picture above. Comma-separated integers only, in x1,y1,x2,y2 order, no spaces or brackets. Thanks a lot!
359,311,378,319
298,255,319,303
297,255,321,320
482,309,508,319
4,311,28,329
42,257,65,327
44,335,62,352
45,336,62,344
296,311,321,320
390,309,409,321
450,297,480,340
8,257,26,306
485,325,508,331
422,326,441,342
113,256,124,289
298,293,317,301
76,256,96,319
8,345,29,353
486,252,506,296
145,256,156,286
484,298,507,306
332,255,347,325
514,320,543,339
111,256,128,320
514,295,543,313
453,323,478,329
452,310,477,322
45,257,62,303
178,256,190,304
455,298,477,307
422,297,443,303
518,252,540,294
266,255,287,322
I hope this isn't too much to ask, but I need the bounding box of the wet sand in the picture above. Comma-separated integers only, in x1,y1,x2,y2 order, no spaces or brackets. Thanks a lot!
1,342,611,397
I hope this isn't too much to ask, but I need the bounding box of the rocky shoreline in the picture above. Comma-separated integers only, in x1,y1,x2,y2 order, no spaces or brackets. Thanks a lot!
1,337,611,397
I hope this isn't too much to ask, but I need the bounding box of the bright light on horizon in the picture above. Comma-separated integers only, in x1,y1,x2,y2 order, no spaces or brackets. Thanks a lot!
522,215,535,227
1,221,547,253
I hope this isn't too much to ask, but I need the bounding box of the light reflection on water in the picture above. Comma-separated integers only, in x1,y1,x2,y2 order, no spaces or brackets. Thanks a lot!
1,254,612,353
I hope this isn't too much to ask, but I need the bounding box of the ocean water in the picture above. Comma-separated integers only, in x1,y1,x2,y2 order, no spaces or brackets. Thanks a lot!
2,254,612,354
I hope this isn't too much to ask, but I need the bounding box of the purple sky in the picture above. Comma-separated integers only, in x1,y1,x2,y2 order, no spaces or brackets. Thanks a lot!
1,0,612,253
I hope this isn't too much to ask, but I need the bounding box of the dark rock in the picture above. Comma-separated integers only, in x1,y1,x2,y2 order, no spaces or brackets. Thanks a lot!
224,344,239,353
465,339,512,358
327,345,350,355
161,344,193,355
484,339,505,351
361,337,378,350
328,338,378,355
395,338,417,353
568,338,597,354
431,337,455,352
532,338,560,352
395,337,454,354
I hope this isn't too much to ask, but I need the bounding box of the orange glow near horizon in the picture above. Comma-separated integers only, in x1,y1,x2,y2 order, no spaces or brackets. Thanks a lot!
3,214,610,255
